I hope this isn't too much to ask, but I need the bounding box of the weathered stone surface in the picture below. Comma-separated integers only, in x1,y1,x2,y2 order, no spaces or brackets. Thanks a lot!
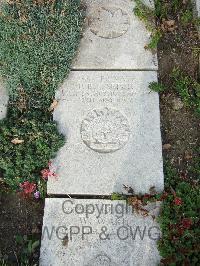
194,0,200,16
80,107,131,153
72,0,157,70
40,198,161,266
0,80,8,120
48,71,164,195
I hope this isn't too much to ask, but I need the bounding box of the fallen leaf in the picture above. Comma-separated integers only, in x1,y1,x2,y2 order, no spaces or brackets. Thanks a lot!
163,143,172,150
165,20,175,27
11,138,24,144
161,19,177,32
184,151,193,160
49,99,58,112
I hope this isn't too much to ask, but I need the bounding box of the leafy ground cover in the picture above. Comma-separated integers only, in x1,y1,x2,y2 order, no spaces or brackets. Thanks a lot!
158,163,200,265
0,0,84,264
123,161,200,265
0,0,83,195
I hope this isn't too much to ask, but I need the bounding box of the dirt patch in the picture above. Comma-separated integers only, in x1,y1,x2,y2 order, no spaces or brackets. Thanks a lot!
160,92,199,172
0,184,44,265
157,7,200,178
158,24,199,80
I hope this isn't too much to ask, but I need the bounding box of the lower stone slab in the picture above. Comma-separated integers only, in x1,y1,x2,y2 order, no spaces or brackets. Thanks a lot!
48,71,164,195
40,198,161,266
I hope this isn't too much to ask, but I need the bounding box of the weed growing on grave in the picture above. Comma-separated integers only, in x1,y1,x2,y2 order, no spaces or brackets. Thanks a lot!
180,10,193,25
111,193,126,201
125,161,200,264
171,68,200,114
15,234,40,265
0,0,84,196
134,0,198,49
134,0,162,49
149,81,166,93
149,70,200,114
134,0,155,28
134,1,200,264
147,29,162,50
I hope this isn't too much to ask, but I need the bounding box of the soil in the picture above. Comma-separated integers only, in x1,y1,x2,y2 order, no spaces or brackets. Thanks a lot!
0,184,44,265
0,2,199,266
158,17,200,178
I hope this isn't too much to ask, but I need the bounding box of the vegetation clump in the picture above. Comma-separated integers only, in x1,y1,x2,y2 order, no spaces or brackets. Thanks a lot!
0,0,84,196
134,0,199,49
158,163,200,265
149,68,200,114
135,2,200,264
171,68,200,114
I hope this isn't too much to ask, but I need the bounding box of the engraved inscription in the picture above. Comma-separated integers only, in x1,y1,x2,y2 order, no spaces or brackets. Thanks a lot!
88,6,130,39
62,83,139,104
81,108,130,153
85,254,117,266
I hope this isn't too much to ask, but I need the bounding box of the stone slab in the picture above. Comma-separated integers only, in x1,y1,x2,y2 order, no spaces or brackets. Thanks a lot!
48,71,164,195
195,0,200,16
40,198,161,266
72,0,158,70
0,80,8,120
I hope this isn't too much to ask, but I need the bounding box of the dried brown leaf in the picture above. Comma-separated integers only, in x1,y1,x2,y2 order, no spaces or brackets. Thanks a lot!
11,138,24,145
163,143,172,150
49,99,58,112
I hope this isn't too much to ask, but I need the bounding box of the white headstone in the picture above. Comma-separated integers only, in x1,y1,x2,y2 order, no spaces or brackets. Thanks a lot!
48,71,164,195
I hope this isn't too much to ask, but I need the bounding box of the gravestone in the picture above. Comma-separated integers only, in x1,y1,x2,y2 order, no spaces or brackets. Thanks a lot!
41,0,164,264
72,0,157,70
48,71,164,196
40,198,161,266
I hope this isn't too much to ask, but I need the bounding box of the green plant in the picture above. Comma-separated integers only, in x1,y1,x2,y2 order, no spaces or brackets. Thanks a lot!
134,0,162,49
171,68,200,114
149,81,166,93
111,193,126,201
0,0,84,194
187,148,200,180
15,234,40,265
0,119,64,190
192,47,200,58
158,162,200,265
134,0,198,50
181,10,193,25
171,0,182,12
0,259,8,266
0,0,84,116
148,29,162,49
134,0,155,29
154,0,168,19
